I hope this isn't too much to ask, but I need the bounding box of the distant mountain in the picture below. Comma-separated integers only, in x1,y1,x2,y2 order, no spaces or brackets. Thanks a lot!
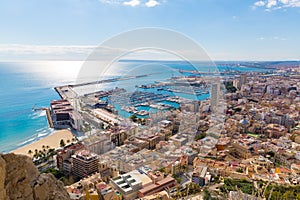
215,61,300,69
119,59,300,69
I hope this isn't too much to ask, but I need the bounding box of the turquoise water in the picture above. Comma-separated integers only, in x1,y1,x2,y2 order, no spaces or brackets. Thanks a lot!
0,61,269,153
0,61,81,153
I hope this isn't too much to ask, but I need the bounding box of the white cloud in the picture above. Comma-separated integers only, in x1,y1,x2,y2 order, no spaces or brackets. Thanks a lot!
232,16,240,21
145,0,160,7
256,36,287,40
279,0,289,4
253,0,300,10
257,37,265,40
0,44,96,60
123,0,140,7
0,44,95,55
254,1,266,6
100,0,164,7
267,0,277,8
99,0,123,4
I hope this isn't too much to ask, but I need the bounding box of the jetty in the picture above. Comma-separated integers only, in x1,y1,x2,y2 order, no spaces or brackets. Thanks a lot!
54,73,158,100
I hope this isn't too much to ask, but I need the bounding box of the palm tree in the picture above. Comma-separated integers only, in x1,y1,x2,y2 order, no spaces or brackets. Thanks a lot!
28,149,33,157
60,139,65,147
38,150,43,158
34,149,38,158
182,165,187,172
48,148,56,161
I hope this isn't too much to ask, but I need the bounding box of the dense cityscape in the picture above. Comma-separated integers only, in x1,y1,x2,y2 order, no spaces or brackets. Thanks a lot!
1,1,300,200
18,63,299,200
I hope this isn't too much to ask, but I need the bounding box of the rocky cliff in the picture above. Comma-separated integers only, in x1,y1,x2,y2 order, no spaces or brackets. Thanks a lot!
0,153,70,200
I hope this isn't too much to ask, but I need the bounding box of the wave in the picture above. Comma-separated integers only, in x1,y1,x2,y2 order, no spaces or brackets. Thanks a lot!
37,131,49,138
18,137,36,146
31,110,46,119
16,127,53,148
37,126,53,137
36,127,45,132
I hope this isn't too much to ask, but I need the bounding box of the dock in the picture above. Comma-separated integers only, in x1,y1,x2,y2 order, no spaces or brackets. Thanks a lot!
54,73,158,101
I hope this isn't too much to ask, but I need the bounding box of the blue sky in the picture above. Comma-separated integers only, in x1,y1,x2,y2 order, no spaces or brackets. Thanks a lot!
0,0,300,61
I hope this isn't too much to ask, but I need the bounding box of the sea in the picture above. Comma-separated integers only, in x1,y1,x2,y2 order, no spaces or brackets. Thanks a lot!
0,60,269,153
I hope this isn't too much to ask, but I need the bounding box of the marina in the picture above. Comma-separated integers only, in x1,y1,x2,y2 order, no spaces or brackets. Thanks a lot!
52,74,212,120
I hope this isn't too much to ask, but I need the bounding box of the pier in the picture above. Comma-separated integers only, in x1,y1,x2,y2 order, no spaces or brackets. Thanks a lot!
54,73,157,100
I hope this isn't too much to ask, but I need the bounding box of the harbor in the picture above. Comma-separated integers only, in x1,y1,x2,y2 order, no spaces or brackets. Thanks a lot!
36,70,214,133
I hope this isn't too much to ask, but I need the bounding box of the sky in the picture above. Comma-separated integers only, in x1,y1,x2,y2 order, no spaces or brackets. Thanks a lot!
0,0,300,61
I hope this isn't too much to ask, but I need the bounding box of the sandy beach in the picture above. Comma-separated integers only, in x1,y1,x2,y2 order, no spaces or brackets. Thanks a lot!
12,129,74,157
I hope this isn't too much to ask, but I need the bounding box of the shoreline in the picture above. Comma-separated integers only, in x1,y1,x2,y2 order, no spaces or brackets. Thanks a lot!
12,129,74,157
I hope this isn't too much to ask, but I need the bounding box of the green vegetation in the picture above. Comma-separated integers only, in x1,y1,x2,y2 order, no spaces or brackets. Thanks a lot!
173,183,201,199
203,189,213,200
236,168,244,173
32,147,56,165
28,149,33,157
247,132,260,138
225,82,237,93
220,178,254,195
130,114,137,122
195,132,206,140
172,174,182,184
264,185,300,200
129,114,146,125
42,168,64,179
60,139,66,147
158,167,165,173
172,123,180,134
220,178,300,200
213,175,221,183
42,168,76,185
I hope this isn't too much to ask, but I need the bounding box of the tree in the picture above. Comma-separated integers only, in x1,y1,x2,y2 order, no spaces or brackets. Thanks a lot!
237,168,243,173
158,167,165,173
203,189,212,200
181,165,187,172
282,191,295,200
34,149,39,159
130,114,138,122
195,132,206,140
28,149,33,157
60,139,65,147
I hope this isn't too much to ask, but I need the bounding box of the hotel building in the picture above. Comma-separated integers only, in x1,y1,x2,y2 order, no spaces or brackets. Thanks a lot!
72,150,99,178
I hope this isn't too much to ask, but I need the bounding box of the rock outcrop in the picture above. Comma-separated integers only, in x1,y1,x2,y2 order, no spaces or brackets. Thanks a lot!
0,153,70,200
